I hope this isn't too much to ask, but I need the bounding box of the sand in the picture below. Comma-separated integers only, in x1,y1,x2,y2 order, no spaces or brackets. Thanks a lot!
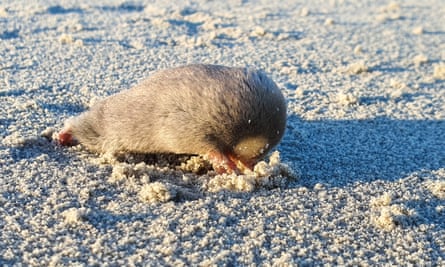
1,0,444,265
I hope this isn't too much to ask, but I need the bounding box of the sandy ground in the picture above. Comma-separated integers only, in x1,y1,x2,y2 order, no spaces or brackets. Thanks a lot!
1,0,444,265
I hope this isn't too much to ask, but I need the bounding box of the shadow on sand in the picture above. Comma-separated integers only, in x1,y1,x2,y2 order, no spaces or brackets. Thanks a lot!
280,115,445,187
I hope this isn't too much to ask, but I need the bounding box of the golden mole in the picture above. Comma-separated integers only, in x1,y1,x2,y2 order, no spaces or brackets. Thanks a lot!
58,64,287,173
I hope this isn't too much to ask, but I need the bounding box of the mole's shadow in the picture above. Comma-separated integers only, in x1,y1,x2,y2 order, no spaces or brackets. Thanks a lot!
280,115,445,187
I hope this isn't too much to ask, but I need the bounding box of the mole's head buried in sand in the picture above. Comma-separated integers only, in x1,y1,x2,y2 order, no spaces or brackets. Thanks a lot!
57,64,287,174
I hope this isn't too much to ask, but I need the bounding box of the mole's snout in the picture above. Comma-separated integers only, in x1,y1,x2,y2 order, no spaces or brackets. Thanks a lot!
233,136,271,163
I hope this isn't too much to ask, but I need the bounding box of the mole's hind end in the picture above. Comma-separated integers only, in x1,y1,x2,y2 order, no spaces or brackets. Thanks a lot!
56,122,78,146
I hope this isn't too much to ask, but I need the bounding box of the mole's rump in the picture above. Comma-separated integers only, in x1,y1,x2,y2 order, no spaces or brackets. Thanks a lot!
58,64,287,174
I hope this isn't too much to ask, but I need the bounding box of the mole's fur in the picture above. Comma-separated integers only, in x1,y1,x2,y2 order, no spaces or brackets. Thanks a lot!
59,64,287,173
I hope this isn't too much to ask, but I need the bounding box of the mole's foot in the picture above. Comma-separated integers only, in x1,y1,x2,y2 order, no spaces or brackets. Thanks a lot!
206,151,255,174
56,129,78,146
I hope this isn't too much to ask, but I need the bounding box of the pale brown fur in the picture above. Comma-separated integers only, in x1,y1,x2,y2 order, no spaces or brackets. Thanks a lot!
60,64,287,172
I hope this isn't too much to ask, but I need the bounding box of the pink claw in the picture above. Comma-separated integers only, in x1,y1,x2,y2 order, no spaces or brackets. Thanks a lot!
206,151,256,174
206,151,239,174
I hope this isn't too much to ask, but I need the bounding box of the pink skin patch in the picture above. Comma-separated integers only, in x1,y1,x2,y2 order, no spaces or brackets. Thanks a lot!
207,151,238,174
207,151,256,174
228,154,256,173
57,129,77,146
